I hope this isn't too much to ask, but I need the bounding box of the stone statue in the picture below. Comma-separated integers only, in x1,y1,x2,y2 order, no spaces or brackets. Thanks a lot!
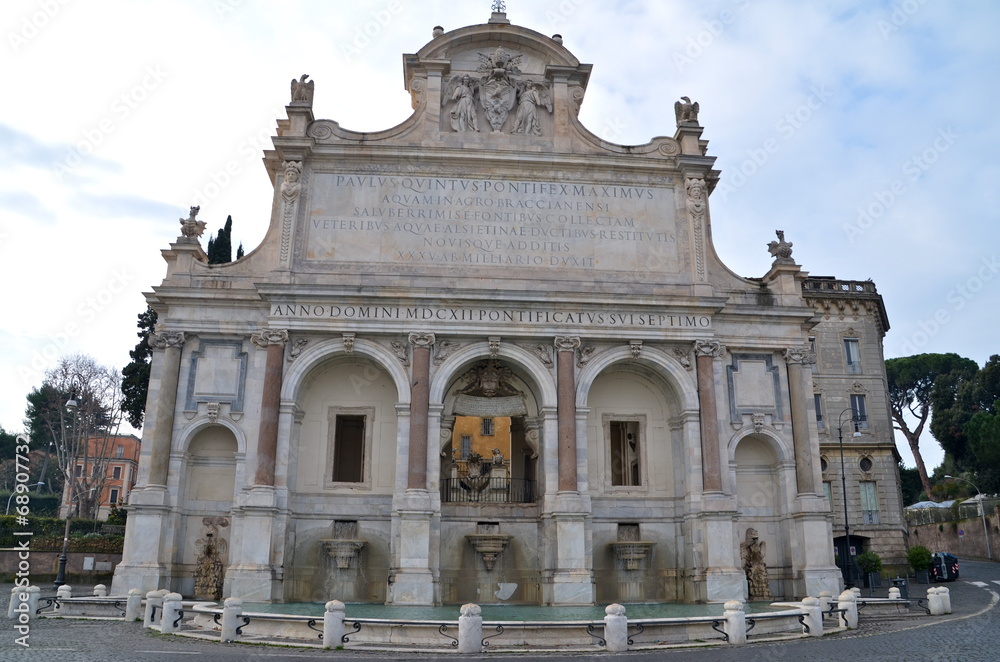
511,82,552,136
477,46,522,131
290,74,314,105
179,206,206,240
492,448,504,465
767,229,795,265
280,161,302,202
193,517,229,601
740,528,772,600
444,75,480,132
674,96,700,126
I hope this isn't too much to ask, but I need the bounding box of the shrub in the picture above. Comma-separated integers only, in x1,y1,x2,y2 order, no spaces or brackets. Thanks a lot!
856,550,883,575
907,545,933,572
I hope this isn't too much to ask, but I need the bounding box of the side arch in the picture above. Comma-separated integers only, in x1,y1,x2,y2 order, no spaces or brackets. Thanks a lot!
280,337,410,404
576,345,699,412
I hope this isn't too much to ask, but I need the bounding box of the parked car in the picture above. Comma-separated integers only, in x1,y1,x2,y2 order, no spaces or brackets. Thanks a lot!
930,552,959,582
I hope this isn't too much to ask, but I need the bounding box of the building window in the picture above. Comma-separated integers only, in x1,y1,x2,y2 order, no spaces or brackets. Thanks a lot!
481,418,494,436
844,338,861,374
860,481,880,524
850,394,869,429
331,414,366,483
823,481,833,509
609,419,642,487
75,465,82,477
460,435,472,459
859,457,873,472
814,394,825,429
109,488,119,504
112,466,122,480
808,337,817,372
116,445,124,459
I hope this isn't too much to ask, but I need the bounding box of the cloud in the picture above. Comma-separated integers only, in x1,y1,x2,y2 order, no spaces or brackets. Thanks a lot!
0,189,56,223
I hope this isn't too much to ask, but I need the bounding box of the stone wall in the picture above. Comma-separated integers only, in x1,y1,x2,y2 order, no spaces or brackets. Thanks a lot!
0,549,121,579
907,510,998,561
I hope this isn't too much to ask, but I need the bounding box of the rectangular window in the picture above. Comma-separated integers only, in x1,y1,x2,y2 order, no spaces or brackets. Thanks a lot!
112,466,122,480
116,445,124,459
844,338,861,374
481,418,494,436
808,337,817,372
850,394,869,429
460,435,472,459
814,394,825,429
823,481,833,509
860,481,879,524
609,419,642,487
75,464,82,477
332,414,366,483
109,488,119,504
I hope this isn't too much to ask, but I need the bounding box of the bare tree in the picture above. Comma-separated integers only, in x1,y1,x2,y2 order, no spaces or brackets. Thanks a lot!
25,355,126,520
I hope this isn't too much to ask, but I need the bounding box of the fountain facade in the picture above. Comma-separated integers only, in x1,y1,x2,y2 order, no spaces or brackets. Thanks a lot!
319,521,367,602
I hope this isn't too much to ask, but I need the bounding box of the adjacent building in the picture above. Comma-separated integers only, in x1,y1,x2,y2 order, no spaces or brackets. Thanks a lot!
113,12,904,604
59,433,140,520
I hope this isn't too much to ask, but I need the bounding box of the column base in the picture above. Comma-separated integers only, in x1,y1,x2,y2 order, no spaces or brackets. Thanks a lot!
225,565,278,602
544,570,594,605
111,562,169,596
387,569,436,605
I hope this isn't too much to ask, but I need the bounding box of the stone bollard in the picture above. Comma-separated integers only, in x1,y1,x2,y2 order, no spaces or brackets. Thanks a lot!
603,603,628,652
818,590,834,616
8,587,22,619
57,585,72,601
837,590,858,629
143,589,167,629
851,587,862,601
888,587,901,600
940,586,952,614
220,597,243,642
801,596,823,637
927,587,945,615
458,603,483,654
93,584,107,597
125,589,143,621
322,600,345,649
160,592,183,634
25,586,40,618
723,600,747,645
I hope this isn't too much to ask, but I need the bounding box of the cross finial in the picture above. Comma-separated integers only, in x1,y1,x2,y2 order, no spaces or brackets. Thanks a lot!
492,1,506,12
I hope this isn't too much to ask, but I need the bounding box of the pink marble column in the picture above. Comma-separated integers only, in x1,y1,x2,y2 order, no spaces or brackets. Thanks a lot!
251,329,288,487
555,336,581,492
694,340,726,493
784,347,816,494
407,333,435,491
146,331,186,487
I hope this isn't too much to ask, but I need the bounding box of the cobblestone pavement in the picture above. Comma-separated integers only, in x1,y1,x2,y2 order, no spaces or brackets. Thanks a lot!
2,561,997,661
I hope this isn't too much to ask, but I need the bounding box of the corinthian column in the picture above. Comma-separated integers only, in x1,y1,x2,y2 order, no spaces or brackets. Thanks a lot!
554,336,581,492
250,328,288,487
694,339,726,493
146,331,186,488
407,333,435,491
784,347,817,494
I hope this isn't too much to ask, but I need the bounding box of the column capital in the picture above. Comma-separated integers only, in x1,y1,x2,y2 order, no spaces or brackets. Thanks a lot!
251,328,289,348
554,336,581,352
149,331,186,349
408,332,435,348
693,339,726,358
783,346,816,365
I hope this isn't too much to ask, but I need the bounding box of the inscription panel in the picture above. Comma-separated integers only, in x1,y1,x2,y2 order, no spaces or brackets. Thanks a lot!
299,173,682,275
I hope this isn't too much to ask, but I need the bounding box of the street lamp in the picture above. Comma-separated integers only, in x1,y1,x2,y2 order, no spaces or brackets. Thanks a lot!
54,392,80,590
944,475,992,561
837,407,862,588
6,483,45,515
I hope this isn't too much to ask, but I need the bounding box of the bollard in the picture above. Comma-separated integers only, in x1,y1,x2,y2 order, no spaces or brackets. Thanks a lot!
93,584,107,597
801,596,823,637
940,586,952,614
458,603,483,654
818,590,834,616
837,590,858,629
888,587,900,600
125,588,143,621
25,586,40,619
723,600,747,645
8,587,21,619
143,589,167,629
56,585,72,601
851,586,862,601
603,603,628,652
927,587,944,615
220,597,243,642
322,600,345,649
160,592,183,634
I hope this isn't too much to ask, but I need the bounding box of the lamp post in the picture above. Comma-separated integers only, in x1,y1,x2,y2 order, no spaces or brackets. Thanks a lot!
6,483,45,515
54,392,79,589
944,475,992,561
837,408,862,588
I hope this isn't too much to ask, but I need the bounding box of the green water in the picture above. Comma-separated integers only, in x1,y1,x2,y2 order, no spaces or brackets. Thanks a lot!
242,601,780,621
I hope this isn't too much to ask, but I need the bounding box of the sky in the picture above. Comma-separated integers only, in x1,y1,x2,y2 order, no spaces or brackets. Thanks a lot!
2,0,998,472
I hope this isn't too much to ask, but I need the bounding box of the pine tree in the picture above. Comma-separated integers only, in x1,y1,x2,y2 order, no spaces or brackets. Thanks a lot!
121,306,158,428
207,215,234,264
236,242,244,259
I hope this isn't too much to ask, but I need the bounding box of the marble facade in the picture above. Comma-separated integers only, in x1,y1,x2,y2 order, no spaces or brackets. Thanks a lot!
110,12,898,605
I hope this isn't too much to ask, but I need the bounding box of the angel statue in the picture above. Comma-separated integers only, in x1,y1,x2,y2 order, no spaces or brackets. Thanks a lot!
674,96,700,126
511,82,552,136
444,75,480,132
290,74,314,105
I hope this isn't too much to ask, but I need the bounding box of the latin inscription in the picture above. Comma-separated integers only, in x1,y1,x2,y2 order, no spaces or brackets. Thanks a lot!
303,174,680,272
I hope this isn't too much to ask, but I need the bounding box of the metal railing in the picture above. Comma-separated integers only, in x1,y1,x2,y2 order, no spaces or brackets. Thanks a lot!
440,477,535,503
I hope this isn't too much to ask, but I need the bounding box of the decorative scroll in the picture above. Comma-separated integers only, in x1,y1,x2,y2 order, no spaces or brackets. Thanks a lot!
250,328,288,348
685,177,708,282
693,339,726,358
150,331,186,349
